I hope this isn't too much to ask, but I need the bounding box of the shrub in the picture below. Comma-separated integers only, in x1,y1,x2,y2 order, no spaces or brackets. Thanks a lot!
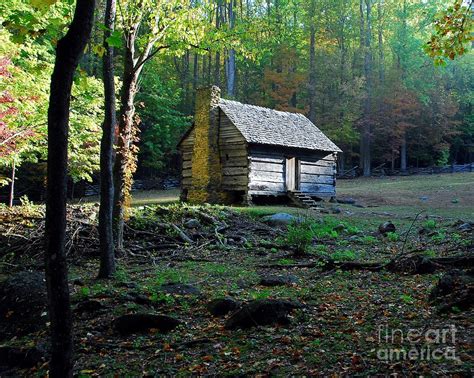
286,218,315,254
387,232,399,242
423,219,437,230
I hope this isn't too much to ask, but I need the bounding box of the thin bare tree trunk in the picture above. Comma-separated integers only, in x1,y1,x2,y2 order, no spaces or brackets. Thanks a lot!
226,0,236,97
361,0,372,176
8,160,15,207
98,0,116,278
308,0,317,124
45,0,95,375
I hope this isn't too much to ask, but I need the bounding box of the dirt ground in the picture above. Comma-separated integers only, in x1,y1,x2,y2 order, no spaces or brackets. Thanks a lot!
0,174,472,376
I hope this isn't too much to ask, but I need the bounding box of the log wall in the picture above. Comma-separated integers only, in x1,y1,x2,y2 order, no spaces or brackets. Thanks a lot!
218,113,248,191
248,145,336,197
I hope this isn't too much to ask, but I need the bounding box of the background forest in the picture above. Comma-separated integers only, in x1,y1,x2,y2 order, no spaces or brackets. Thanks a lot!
0,0,473,202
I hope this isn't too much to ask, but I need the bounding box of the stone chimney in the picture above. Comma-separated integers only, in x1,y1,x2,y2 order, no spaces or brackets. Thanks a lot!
188,86,226,203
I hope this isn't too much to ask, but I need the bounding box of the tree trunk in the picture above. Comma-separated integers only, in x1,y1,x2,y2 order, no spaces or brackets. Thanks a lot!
98,0,116,278
214,0,222,87
226,0,236,97
361,0,372,177
377,0,384,84
400,133,407,172
113,46,139,249
8,160,15,208
308,0,317,124
45,0,95,376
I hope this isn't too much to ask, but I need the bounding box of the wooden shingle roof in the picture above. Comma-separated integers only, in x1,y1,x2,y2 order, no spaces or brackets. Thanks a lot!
218,99,341,152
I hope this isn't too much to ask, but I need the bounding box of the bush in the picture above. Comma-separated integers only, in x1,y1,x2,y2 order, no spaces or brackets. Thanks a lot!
286,218,315,254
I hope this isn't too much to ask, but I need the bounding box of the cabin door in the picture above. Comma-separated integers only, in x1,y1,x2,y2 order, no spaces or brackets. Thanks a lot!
286,157,300,191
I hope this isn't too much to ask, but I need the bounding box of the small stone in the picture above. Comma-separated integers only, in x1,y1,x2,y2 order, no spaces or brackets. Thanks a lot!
419,196,429,202
378,221,396,235
207,297,240,317
331,207,342,214
333,224,346,232
261,213,303,226
73,278,85,286
457,223,472,232
74,299,106,313
114,313,182,335
184,219,201,229
259,274,298,287
337,197,356,205
160,283,201,296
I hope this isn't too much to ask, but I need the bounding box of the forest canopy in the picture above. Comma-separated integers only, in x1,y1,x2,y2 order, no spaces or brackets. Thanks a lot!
0,0,473,197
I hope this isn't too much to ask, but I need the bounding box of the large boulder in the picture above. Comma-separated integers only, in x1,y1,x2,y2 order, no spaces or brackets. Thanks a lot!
114,313,182,335
225,299,303,329
0,272,47,340
261,213,303,226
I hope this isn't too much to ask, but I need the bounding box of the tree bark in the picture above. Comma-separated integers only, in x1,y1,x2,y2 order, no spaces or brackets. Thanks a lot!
8,160,15,208
98,0,116,278
360,0,372,177
377,0,384,84
214,0,223,87
308,0,317,124
400,132,407,172
226,0,236,97
112,45,139,249
45,0,95,376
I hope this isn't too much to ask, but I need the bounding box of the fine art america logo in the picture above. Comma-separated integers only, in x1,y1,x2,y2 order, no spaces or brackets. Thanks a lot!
375,325,458,361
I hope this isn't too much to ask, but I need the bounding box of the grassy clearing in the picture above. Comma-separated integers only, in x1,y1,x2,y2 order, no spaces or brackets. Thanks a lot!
123,173,474,220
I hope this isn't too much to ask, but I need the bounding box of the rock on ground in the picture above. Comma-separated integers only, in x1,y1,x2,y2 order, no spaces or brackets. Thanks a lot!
225,299,303,329
114,313,182,335
378,221,396,235
429,269,474,312
0,346,46,370
0,271,47,340
160,283,201,296
259,274,298,287
261,213,303,226
207,297,240,317
336,197,356,205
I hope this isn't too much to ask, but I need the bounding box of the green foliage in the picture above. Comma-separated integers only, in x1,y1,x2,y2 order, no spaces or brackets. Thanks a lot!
399,294,414,304
386,232,399,242
358,235,378,245
0,26,103,184
286,218,315,254
426,0,473,65
331,249,357,262
138,66,191,172
431,230,447,243
423,219,437,230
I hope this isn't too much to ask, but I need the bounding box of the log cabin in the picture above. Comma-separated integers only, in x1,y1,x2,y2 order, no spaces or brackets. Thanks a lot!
178,86,341,206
